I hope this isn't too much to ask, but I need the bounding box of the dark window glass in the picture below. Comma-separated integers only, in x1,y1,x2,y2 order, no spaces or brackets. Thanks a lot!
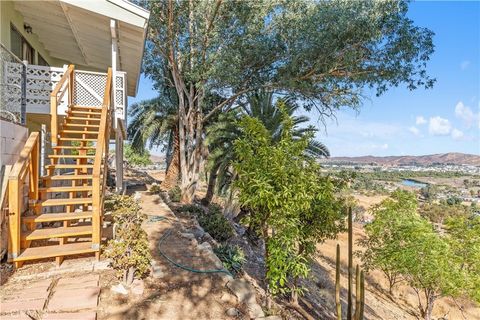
10,24,35,64
38,54,49,66
10,25,22,59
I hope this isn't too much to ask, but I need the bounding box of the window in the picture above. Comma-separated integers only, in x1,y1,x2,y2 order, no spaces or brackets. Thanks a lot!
10,24,35,64
38,54,49,66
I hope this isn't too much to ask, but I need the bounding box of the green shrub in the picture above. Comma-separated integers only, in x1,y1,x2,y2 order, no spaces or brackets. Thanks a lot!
125,143,152,167
198,205,234,242
149,183,162,194
214,244,245,275
103,195,152,284
168,186,181,202
177,204,205,215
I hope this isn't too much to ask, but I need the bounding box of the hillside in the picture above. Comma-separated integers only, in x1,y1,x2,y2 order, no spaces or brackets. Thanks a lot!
323,152,480,166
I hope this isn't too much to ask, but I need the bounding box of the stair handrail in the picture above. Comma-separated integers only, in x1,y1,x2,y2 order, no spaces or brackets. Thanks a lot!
7,131,40,261
91,68,112,251
50,64,74,147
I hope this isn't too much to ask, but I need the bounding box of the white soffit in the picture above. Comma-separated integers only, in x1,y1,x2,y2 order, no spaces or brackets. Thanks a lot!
13,0,149,96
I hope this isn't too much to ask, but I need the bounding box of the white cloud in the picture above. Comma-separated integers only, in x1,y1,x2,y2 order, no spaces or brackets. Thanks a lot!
409,126,421,136
451,128,464,140
454,101,479,128
429,116,451,136
415,116,427,125
460,60,470,70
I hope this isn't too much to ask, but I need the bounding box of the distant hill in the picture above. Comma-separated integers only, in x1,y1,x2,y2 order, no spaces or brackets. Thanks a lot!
150,154,165,164
323,152,480,166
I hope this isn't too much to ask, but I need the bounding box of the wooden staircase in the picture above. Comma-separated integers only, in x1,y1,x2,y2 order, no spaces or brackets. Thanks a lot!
7,66,113,267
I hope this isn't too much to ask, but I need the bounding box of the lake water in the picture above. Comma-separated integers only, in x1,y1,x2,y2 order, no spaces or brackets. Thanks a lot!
401,179,428,188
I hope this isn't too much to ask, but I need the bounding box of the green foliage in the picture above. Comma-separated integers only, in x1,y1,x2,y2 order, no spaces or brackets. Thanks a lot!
445,215,480,303
124,143,152,167
103,195,152,283
197,205,234,242
233,111,344,297
149,183,162,194
420,184,438,201
177,204,205,215
359,190,474,319
168,186,181,202
446,195,462,206
213,244,246,275
70,141,95,156
419,202,471,224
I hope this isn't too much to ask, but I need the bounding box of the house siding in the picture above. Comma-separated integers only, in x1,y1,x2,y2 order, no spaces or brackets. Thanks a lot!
0,0,67,67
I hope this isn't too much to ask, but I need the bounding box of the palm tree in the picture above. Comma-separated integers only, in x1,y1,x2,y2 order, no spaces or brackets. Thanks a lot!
202,90,330,206
127,95,179,190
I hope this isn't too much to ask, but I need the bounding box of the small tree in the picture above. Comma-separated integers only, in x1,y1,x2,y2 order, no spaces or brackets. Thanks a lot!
104,195,152,285
358,190,417,293
359,190,473,320
124,143,152,167
233,111,344,310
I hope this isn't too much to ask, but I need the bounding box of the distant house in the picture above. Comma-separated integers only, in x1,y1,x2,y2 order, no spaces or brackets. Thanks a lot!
0,0,149,266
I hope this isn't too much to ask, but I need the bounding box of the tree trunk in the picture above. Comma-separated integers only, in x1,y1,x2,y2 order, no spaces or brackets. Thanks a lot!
423,293,435,320
202,163,219,206
162,125,180,190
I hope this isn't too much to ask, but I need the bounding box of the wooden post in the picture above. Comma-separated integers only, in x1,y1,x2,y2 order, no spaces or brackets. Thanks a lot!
7,179,21,262
347,207,353,320
50,97,58,146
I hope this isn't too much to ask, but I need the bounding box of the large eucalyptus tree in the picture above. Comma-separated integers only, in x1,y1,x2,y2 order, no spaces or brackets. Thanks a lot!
142,0,434,203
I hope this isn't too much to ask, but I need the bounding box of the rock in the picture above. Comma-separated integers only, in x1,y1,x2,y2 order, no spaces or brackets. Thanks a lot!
202,232,214,243
179,232,196,240
133,191,142,201
191,225,205,239
198,241,212,252
151,262,164,279
130,279,144,295
111,283,128,295
226,307,241,317
247,302,265,318
227,279,256,304
255,316,281,320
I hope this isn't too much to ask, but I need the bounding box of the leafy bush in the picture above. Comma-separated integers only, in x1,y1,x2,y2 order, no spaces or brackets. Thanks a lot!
149,183,162,194
168,186,181,202
177,204,205,215
103,195,152,284
214,244,245,275
197,204,234,242
125,143,152,167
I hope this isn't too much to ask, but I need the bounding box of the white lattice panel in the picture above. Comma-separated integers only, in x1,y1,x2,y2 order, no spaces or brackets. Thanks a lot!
74,71,107,107
114,72,126,120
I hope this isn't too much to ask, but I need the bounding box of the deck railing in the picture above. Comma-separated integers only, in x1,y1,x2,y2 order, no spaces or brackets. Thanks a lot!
50,65,74,146
91,68,113,251
7,132,39,260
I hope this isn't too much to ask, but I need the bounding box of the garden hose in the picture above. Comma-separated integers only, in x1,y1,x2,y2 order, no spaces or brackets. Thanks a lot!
153,215,233,276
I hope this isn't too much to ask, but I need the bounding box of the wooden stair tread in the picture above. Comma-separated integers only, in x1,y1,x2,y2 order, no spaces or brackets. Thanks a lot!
53,145,96,150
23,211,93,223
48,155,95,159
63,123,100,128
22,225,92,241
67,117,101,121
46,164,94,169
60,130,99,134
33,197,93,207
41,175,93,181
39,186,93,192
70,105,103,111
59,138,98,142
12,241,96,262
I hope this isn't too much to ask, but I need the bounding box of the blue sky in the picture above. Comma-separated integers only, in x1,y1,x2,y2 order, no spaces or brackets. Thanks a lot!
130,1,480,157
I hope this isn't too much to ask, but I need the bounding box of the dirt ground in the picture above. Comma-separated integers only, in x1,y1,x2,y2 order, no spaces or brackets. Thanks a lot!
302,195,480,320
97,190,243,320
